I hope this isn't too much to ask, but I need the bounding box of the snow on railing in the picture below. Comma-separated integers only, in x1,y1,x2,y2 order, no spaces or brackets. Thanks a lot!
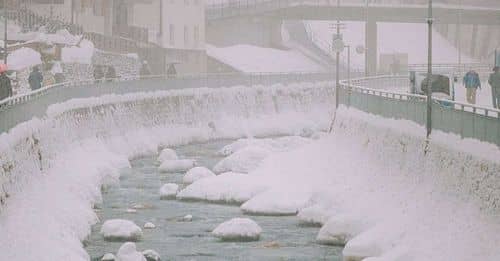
339,75,500,146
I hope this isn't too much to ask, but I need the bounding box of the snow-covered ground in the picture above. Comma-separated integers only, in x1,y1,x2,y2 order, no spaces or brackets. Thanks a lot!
206,44,325,72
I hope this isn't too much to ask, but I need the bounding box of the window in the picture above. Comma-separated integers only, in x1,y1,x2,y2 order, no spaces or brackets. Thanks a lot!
193,26,199,48
169,24,175,45
184,25,189,47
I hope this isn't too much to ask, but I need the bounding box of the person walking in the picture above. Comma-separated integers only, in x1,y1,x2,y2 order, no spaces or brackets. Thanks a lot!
28,66,44,91
140,60,152,78
463,69,481,104
93,65,104,83
105,66,117,82
0,65,12,101
488,66,500,109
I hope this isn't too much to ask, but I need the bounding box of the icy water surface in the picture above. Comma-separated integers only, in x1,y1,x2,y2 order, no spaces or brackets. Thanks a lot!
85,139,341,260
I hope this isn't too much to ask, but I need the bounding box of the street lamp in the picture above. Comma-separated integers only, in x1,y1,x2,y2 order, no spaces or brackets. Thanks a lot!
426,0,433,139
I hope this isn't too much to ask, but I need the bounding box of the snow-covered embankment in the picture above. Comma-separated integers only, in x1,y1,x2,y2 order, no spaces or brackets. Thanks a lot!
0,81,333,260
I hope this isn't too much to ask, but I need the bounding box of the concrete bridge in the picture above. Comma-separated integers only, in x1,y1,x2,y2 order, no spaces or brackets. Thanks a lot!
206,0,500,75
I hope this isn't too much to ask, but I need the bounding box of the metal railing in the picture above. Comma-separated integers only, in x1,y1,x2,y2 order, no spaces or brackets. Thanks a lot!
339,75,500,146
0,72,334,133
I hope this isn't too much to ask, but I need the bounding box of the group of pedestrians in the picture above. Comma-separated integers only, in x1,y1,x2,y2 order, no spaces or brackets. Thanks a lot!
0,65,46,101
93,65,117,83
463,66,500,109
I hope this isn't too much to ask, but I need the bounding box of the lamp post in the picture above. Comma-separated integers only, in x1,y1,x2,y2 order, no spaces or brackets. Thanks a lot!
3,0,7,64
426,0,433,139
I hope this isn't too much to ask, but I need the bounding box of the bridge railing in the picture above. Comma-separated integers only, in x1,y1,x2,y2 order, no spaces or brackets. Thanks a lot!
339,75,500,146
0,71,334,133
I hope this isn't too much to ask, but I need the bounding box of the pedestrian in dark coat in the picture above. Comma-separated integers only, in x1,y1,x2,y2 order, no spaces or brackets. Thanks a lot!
0,71,12,101
93,65,104,83
28,66,43,91
463,69,481,104
105,66,117,82
488,66,500,109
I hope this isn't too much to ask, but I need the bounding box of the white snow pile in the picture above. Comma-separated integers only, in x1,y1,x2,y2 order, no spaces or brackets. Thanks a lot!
116,242,146,261
342,224,404,261
7,47,42,71
100,219,143,241
218,136,311,156
240,187,313,216
213,145,271,173
297,204,333,226
212,218,262,241
159,183,180,200
158,159,196,173
206,44,324,73
141,249,161,261
181,214,193,222
101,253,116,261
143,222,156,229
177,172,268,204
316,214,373,246
157,148,178,162
183,166,216,184
61,39,95,64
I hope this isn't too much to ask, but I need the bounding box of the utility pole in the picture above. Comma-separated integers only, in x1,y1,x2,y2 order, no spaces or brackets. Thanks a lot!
3,0,7,64
71,0,74,24
335,0,340,91
426,0,433,139
457,0,462,73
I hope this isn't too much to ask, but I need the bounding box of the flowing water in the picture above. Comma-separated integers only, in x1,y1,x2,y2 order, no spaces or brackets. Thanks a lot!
85,139,341,260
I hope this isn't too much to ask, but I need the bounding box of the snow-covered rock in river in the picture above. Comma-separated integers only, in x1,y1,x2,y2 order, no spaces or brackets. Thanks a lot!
143,222,156,229
316,215,371,246
343,225,403,261
158,159,195,173
157,148,178,162
213,146,271,173
100,219,143,241
159,183,179,200
116,242,146,261
181,214,193,222
212,218,262,241
297,204,333,226
142,249,161,261
240,187,312,216
183,167,216,184
177,172,268,204
101,253,116,261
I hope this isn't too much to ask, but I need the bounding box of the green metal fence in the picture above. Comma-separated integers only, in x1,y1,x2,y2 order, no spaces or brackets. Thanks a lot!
339,76,500,147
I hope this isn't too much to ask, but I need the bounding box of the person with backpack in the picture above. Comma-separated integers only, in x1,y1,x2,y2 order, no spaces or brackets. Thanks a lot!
93,65,104,83
463,69,481,104
105,66,117,82
0,65,12,101
488,66,500,109
28,66,43,91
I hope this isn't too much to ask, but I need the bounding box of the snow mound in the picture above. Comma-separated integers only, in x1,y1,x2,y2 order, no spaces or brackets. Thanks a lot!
182,214,193,222
241,187,312,216
101,253,116,261
158,159,195,173
177,172,268,204
116,242,146,261
316,215,371,246
213,146,271,173
183,167,216,184
206,44,324,73
7,47,42,71
212,218,262,241
218,136,310,156
343,225,403,261
159,183,179,200
100,219,143,241
143,222,156,229
142,249,161,261
61,39,94,64
297,204,333,226
157,148,178,162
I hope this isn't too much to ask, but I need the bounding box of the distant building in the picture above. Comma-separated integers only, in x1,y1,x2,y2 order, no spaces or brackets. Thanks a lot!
20,0,206,73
